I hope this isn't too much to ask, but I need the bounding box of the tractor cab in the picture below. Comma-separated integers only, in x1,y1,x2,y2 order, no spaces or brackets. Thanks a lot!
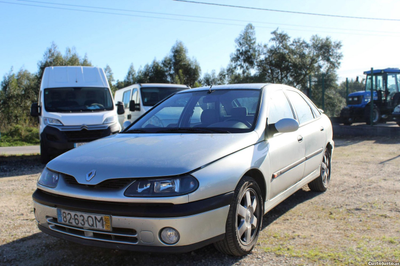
364,68,400,111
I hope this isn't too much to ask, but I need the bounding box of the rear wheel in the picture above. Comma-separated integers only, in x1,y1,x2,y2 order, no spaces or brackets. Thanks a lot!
308,148,331,192
214,176,263,256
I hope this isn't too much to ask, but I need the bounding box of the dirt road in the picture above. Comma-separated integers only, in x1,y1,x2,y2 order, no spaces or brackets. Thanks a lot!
0,137,399,265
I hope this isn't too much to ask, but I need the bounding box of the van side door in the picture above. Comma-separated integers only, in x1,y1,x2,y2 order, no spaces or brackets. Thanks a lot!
121,89,132,125
129,89,142,123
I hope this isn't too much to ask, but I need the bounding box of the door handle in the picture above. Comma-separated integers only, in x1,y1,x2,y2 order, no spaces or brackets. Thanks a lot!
127,114,132,119
320,126,324,131
297,135,303,142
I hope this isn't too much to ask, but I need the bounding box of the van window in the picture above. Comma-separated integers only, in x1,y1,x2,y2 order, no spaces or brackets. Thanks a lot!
132,89,139,104
141,87,187,106
122,90,131,108
44,87,113,112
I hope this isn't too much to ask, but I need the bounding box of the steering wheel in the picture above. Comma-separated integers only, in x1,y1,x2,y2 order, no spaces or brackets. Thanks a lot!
225,118,252,127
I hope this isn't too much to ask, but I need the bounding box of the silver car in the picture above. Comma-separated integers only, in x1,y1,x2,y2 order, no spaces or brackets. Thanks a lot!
33,83,334,256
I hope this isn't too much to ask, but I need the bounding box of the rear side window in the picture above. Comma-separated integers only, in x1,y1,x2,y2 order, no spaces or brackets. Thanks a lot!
285,90,314,125
268,90,294,124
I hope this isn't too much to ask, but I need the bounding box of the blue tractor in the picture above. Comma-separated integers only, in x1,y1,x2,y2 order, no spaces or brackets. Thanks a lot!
340,68,400,125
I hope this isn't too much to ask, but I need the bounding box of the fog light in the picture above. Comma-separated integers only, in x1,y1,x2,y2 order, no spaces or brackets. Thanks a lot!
160,227,180,245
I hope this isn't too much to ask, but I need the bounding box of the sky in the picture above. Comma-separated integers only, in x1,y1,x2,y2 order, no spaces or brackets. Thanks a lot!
1,0,400,85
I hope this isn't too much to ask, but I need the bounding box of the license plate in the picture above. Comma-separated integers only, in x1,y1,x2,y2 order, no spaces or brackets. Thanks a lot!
57,209,111,231
74,142,87,148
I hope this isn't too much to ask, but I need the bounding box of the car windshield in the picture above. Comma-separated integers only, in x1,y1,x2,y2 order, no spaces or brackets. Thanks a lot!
44,87,114,112
125,89,261,133
141,87,188,106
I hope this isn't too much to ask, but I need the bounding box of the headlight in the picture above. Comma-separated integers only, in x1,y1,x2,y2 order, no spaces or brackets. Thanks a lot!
38,168,60,188
364,96,370,102
44,117,63,126
103,116,116,124
124,175,199,197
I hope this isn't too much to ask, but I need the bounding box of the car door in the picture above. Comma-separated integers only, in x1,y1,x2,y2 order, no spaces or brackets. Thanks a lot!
285,90,325,179
267,89,306,199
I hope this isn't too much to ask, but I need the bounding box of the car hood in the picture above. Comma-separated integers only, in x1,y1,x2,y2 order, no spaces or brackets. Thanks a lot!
47,132,260,184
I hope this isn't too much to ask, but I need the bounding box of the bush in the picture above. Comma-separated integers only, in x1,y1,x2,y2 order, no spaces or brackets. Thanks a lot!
0,125,39,146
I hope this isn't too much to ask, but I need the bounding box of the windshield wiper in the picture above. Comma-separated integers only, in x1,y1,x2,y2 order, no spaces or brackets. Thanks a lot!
125,129,149,133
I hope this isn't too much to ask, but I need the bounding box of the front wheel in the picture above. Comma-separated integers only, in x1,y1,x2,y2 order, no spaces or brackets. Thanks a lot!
364,106,380,124
308,148,331,192
214,176,263,256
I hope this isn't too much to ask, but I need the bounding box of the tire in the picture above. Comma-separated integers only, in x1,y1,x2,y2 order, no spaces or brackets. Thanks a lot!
308,148,331,192
343,117,353,126
364,105,380,125
40,142,50,164
214,176,263,256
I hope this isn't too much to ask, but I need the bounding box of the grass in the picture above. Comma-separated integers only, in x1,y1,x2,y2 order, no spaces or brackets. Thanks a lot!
0,126,39,147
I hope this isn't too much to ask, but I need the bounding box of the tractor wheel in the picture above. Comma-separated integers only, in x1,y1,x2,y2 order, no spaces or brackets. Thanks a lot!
343,117,353,126
364,106,380,125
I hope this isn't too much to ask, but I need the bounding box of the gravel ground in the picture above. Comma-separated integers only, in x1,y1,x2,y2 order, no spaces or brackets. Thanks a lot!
0,136,399,265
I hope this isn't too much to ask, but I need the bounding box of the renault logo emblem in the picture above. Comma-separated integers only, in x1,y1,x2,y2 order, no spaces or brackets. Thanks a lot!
86,170,96,181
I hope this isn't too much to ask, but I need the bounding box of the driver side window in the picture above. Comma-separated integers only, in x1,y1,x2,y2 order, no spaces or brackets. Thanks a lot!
268,90,295,124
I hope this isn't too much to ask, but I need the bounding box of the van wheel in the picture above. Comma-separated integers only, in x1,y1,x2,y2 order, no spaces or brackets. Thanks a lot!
214,176,263,256
308,148,331,192
40,143,50,164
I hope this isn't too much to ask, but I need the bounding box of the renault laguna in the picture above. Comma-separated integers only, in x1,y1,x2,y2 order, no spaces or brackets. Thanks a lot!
33,83,334,256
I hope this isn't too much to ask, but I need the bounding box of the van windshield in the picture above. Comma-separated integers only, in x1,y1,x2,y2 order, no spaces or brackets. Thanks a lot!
44,87,114,112
141,87,187,106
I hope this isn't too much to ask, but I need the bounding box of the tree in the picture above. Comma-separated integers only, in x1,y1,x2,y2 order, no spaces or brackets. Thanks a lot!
104,65,116,94
36,42,92,82
230,24,258,75
124,63,137,86
256,29,343,91
162,41,201,87
0,68,37,130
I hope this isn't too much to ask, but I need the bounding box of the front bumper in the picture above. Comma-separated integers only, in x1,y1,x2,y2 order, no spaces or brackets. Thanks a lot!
33,190,231,252
41,122,120,156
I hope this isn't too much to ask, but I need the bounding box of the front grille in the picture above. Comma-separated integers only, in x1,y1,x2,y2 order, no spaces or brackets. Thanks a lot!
47,217,138,245
64,129,104,142
63,175,134,190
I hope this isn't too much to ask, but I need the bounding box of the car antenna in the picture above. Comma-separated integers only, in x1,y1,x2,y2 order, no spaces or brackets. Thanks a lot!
208,84,215,94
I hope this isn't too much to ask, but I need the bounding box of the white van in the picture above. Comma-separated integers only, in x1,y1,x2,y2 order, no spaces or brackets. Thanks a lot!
31,66,121,163
114,83,189,129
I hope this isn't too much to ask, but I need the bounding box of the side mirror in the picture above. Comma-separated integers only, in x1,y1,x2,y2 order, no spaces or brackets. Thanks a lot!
122,121,131,130
116,102,125,115
267,118,299,138
129,100,140,112
30,103,40,117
